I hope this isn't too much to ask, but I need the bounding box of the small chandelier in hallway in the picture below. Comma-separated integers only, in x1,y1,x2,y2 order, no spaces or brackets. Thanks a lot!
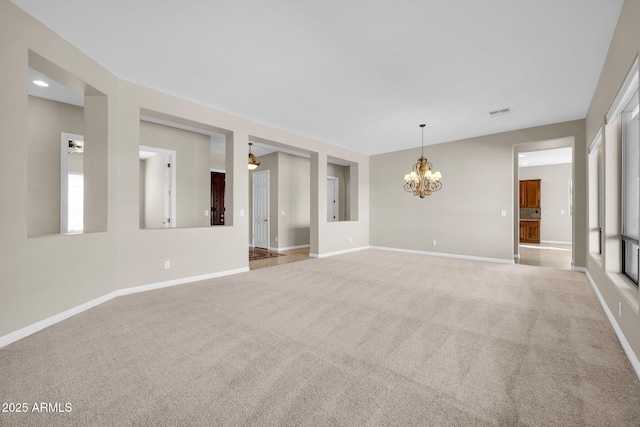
248,142,260,170
403,124,442,198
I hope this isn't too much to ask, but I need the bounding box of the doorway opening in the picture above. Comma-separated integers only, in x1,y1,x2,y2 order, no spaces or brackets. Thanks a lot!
515,144,574,270
252,170,269,249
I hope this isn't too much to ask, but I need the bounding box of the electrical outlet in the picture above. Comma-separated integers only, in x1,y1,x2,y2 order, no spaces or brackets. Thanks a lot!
204,210,209,216
433,240,437,246
500,210,506,217
240,209,245,217
282,211,285,216
561,210,565,215
619,302,622,318
164,260,171,269
349,237,352,243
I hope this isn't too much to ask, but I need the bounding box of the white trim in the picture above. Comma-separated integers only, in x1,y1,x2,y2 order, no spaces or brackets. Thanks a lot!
606,57,639,124
210,168,225,173
370,246,514,264
584,270,640,381
513,254,521,259
0,267,249,349
269,244,310,252
588,127,603,154
540,240,573,245
310,246,369,258
573,266,587,273
252,170,270,249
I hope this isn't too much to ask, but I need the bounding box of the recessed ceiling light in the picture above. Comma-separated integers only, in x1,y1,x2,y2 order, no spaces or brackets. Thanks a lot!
33,80,49,87
518,154,525,158
522,162,529,165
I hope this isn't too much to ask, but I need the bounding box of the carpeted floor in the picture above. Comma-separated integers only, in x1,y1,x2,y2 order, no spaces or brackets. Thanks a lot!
1,249,639,426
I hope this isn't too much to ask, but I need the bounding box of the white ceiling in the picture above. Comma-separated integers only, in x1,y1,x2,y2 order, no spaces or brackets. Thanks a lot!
519,146,572,168
14,0,624,155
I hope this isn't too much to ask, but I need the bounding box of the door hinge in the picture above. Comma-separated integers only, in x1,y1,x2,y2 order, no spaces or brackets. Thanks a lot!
167,163,171,168
167,218,171,223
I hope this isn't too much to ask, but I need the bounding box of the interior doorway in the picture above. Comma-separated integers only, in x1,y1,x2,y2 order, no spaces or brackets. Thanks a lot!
327,176,339,222
252,170,269,249
210,171,225,225
516,144,574,269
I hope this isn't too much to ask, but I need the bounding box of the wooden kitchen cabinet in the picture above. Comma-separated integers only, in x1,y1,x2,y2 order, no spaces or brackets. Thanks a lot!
519,179,541,208
520,220,540,244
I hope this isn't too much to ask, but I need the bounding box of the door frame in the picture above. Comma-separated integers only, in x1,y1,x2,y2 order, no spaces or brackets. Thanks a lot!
252,170,270,249
140,145,177,228
327,176,339,222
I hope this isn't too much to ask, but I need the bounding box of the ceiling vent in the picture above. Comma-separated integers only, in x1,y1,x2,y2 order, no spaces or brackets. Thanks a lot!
489,108,512,117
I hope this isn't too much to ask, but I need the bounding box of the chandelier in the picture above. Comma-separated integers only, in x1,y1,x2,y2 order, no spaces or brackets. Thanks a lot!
248,142,260,170
403,124,442,198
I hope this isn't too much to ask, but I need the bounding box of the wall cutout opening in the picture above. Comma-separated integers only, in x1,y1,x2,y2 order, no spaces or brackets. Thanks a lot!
27,51,108,237
327,157,358,222
139,110,233,228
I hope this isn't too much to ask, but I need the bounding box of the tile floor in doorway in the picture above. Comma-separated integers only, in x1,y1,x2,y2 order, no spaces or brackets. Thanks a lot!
515,243,572,270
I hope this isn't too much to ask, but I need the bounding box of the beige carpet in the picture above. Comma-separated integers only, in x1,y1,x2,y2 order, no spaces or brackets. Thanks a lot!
1,249,639,426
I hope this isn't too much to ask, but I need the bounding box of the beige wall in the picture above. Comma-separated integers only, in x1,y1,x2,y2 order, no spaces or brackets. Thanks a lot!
370,120,585,263
1,1,369,341
519,163,573,243
27,95,84,236
210,151,225,171
279,153,310,248
585,0,640,370
139,120,210,228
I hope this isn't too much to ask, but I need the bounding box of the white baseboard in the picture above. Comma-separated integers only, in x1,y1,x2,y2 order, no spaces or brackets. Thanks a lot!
584,270,640,381
540,240,573,245
118,267,249,297
267,244,310,252
371,246,514,264
514,254,521,259
310,246,370,258
0,266,249,349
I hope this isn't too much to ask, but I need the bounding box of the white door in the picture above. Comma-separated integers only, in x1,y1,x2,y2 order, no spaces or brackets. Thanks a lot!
163,155,172,228
327,177,339,222
253,171,269,248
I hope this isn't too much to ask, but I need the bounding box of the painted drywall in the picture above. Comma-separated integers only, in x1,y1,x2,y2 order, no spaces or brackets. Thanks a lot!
585,0,640,372
279,153,310,248
0,0,368,341
27,95,83,236
519,163,573,243
210,151,225,171
370,120,585,263
139,120,210,228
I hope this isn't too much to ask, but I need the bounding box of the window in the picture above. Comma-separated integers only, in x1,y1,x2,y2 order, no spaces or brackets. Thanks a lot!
621,90,639,285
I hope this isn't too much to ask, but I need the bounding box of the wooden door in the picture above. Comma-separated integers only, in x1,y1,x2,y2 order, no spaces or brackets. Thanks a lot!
210,172,225,225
